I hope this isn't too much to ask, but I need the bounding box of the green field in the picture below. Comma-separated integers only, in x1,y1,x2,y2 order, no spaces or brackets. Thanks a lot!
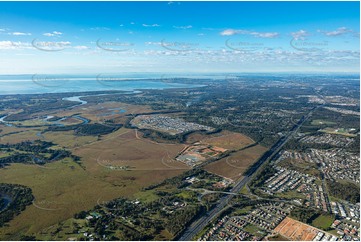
243,223,266,236
232,205,253,216
275,190,306,200
311,214,335,230
278,158,322,178
319,127,357,137
311,119,336,126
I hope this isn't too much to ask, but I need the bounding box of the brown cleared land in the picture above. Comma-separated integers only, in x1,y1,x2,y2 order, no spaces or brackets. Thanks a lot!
204,144,267,181
176,143,227,166
200,131,255,150
273,217,320,241
186,130,255,149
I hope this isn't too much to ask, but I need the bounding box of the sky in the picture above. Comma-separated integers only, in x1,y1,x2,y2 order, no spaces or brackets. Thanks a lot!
0,1,359,74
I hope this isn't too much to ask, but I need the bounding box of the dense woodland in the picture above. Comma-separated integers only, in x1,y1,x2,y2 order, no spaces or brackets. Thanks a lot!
73,194,203,240
326,180,360,203
47,123,121,136
290,207,322,224
0,183,34,227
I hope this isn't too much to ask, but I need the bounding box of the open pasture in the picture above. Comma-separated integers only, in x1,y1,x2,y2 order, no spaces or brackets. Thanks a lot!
204,145,267,181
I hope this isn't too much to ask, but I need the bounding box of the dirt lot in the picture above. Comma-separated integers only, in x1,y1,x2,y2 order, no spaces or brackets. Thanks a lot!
176,144,227,166
273,217,319,241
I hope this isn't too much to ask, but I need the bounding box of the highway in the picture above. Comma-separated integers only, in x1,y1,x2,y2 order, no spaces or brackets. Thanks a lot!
178,107,317,241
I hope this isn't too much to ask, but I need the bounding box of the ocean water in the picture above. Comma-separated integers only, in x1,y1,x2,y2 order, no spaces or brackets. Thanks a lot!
0,74,205,95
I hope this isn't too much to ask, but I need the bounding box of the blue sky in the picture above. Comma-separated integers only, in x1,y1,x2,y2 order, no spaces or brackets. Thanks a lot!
0,1,359,74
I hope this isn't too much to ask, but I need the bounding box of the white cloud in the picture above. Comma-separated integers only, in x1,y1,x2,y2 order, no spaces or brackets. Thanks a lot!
9,32,32,36
220,29,247,36
0,41,16,49
142,24,160,27
173,25,192,29
90,27,110,31
250,32,279,38
220,29,278,38
0,41,31,49
167,1,181,5
145,42,163,46
291,30,308,40
73,45,89,50
43,31,63,37
319,27,352,37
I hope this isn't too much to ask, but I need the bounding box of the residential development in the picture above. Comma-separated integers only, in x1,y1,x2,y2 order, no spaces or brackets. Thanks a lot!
131,114,214,135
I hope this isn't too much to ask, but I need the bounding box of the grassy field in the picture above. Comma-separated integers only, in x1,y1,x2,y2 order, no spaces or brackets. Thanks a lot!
43,130,98,149
232,205,253,216
319,127,357,137
243,223,266,236
240,185,250,195
0,128,42,144
311,214,335,230
0,100,263,239
200,131,255,150
311,119,336,126
278,158,322,178
275,190,305,200
186,130,255,148
0,127,188,239
204,145,267,181
73,128,188,173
